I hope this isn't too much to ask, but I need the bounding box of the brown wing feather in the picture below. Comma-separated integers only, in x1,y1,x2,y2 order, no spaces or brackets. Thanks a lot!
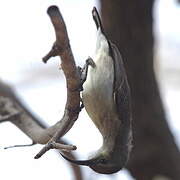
109,42,132,165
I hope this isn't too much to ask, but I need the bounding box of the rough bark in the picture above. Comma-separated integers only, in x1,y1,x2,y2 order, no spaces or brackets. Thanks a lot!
100,0,180,179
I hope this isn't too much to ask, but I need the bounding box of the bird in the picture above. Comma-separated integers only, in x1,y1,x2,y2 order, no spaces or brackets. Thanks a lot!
61,7,132,174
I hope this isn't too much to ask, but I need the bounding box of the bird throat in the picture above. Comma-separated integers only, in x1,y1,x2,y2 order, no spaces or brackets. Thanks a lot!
82,32,120,147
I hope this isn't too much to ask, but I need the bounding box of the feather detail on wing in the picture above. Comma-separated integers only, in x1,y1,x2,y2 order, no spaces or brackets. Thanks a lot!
108,41,132,125
109,41,132,162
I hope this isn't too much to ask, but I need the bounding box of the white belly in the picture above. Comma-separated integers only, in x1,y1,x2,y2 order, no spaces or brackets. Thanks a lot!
82,50,115,135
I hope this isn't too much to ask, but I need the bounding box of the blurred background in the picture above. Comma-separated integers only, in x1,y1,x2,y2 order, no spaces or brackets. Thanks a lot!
0,0,179,179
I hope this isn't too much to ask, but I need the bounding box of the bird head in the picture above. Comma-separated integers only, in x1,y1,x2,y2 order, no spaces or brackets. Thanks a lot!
61,150,125,174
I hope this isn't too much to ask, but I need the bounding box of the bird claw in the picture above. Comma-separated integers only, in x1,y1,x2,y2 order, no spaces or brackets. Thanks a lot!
86,57,96,68
77,57,95,91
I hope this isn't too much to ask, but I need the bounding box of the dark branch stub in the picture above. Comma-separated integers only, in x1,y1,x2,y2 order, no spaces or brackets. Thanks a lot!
42,43,59,63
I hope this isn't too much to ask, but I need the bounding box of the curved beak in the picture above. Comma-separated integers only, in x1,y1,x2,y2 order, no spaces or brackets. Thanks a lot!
92,7,104,33
60,153,98,166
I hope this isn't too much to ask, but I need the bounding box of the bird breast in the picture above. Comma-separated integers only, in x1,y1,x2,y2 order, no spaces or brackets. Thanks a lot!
82,47,119,138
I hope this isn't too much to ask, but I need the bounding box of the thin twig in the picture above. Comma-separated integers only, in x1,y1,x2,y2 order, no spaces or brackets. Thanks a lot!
4,141,36,149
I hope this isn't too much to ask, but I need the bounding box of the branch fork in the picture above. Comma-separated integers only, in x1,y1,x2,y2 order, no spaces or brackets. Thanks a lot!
35,141,76,159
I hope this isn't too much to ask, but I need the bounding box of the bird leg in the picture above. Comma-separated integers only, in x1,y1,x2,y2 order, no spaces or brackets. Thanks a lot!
78,57,95,90
81,57,95,84
75,57,95,112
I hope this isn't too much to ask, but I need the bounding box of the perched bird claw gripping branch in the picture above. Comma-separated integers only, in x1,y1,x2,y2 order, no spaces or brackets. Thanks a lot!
60,7,132,174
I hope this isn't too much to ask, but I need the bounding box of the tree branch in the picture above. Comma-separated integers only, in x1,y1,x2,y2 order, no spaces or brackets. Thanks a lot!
0,83,83,180
35,5,82,158
0,5,84,179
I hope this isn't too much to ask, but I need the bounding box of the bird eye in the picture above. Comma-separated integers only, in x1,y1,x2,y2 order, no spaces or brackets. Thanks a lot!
99,158,108,164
